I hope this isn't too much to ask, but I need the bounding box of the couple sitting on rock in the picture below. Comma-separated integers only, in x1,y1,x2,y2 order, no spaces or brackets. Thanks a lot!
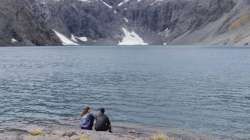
80,106,112,133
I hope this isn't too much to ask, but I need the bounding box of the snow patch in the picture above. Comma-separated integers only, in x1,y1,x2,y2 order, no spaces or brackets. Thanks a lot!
53,30,78,46
71,34,78,42
11,38,18,43
71,34,88,42
78,37,88,42
78,0,91,2
118,0,130,6
100,0,113,9
124,18,129,23
119,28,147,45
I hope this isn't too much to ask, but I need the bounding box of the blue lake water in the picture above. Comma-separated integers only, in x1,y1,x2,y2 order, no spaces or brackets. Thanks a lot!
0,46,250,139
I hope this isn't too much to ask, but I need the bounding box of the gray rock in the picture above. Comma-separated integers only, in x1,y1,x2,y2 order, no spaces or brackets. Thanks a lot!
0,0,61,46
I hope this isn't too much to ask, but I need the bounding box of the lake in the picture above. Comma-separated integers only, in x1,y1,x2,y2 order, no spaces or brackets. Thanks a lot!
0,46,250,139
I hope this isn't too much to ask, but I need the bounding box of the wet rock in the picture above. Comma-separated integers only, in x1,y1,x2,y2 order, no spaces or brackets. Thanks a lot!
69,135,80,140
62,131,78,137
51,130,65,136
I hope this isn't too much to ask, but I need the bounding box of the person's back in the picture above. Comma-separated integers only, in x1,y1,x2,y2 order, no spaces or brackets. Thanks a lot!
80,106,94,130
95,108,112,132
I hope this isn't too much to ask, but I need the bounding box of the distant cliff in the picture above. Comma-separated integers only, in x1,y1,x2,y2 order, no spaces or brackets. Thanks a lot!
0,0,249,46
0,0,60,46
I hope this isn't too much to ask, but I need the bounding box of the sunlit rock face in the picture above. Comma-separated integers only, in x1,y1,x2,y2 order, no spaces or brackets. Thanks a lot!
0,0,249,46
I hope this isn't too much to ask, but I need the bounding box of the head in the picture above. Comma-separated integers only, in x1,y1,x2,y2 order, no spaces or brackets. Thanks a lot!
80,106,91,117
98,108,105,115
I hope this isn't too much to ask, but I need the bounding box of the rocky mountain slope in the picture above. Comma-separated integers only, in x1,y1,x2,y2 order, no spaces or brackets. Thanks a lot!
0,0,249,46
0,0,61,46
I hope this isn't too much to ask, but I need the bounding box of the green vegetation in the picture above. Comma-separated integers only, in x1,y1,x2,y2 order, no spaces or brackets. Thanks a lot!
29,128,44,136
150,133,169,140
78,134,92,140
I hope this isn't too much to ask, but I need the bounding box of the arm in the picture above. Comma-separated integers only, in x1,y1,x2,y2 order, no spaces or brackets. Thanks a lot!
107,117,112,133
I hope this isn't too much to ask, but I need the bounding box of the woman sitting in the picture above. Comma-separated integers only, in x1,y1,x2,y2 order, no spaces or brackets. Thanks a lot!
80,106,94,130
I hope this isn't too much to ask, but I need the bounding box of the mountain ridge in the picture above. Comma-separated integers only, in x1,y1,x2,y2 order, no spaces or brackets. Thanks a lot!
0,0,249,46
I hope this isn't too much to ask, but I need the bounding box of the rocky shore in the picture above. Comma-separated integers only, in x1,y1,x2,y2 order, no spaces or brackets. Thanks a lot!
0,123,214,140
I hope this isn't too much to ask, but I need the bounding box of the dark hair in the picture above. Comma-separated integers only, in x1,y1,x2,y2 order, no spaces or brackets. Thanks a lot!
81,106,90,116
99,108,105,114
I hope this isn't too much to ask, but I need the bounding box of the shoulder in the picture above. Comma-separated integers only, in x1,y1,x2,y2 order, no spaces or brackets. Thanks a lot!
104,114,110,119
87,113,95,118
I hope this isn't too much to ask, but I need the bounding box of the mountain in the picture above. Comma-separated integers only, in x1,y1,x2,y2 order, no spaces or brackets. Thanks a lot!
0,0,61,46
0,0,249,46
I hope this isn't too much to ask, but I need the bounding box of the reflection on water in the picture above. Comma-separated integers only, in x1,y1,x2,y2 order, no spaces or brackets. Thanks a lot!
0,46,250,139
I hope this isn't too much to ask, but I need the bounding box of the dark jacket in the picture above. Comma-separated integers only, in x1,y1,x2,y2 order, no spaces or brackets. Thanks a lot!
95,114,112,132
80,113,94,130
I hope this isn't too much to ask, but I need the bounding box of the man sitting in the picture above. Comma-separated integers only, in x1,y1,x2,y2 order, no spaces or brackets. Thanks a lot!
95,108,112,133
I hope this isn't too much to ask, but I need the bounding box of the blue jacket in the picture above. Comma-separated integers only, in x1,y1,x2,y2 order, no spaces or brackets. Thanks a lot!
80,113,94,130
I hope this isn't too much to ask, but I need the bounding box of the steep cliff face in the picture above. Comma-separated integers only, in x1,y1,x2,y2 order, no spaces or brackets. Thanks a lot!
0,0,249,46
0,0,61,46
165,0,250,45
46,0,124,45
118,0,241,44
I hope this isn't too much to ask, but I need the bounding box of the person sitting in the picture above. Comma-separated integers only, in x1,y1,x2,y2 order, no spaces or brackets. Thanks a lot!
80,106,94,130
95,108,112,133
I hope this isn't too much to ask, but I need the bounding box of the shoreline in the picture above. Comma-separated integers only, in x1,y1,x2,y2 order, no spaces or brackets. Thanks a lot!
0,122,215,140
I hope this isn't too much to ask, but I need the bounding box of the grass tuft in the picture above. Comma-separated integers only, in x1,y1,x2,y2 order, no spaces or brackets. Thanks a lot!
150,133,169,140
29,128,44,136
78,134,92,140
